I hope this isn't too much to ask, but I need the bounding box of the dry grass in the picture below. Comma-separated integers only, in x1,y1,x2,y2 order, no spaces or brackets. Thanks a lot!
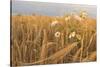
11,13,96,66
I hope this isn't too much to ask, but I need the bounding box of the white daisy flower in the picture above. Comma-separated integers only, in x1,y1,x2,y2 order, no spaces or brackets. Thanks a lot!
71,31,76,37
55,32,61,38
69,31,76,39
51,20,59,27
73,15,83,22
80,11,88,19
69,34,72,39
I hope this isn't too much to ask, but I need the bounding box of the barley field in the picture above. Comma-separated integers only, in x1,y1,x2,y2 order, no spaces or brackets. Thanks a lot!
11,12,96,66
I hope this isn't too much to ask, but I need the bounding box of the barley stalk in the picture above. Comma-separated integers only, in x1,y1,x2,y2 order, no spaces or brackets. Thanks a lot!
40,29,48,64
73,48,81,61
82,51,96,62
21,42,78,65
80,35,84,62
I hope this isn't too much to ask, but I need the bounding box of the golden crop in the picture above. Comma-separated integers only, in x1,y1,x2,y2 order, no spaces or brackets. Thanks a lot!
11,14,96,66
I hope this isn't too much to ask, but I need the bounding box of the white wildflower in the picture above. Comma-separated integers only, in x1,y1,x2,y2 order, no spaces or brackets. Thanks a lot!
55,32,61,38
71,31,76,37
80,11,88,19
69,31,76,38
69,34,72,39
51,20,59,27
73,14,84,22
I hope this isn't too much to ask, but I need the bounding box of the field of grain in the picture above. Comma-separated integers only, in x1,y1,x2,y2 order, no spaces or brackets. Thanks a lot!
11,12,96,66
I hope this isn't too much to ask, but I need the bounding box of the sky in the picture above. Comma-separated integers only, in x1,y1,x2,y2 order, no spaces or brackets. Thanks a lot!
12,1,97,18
